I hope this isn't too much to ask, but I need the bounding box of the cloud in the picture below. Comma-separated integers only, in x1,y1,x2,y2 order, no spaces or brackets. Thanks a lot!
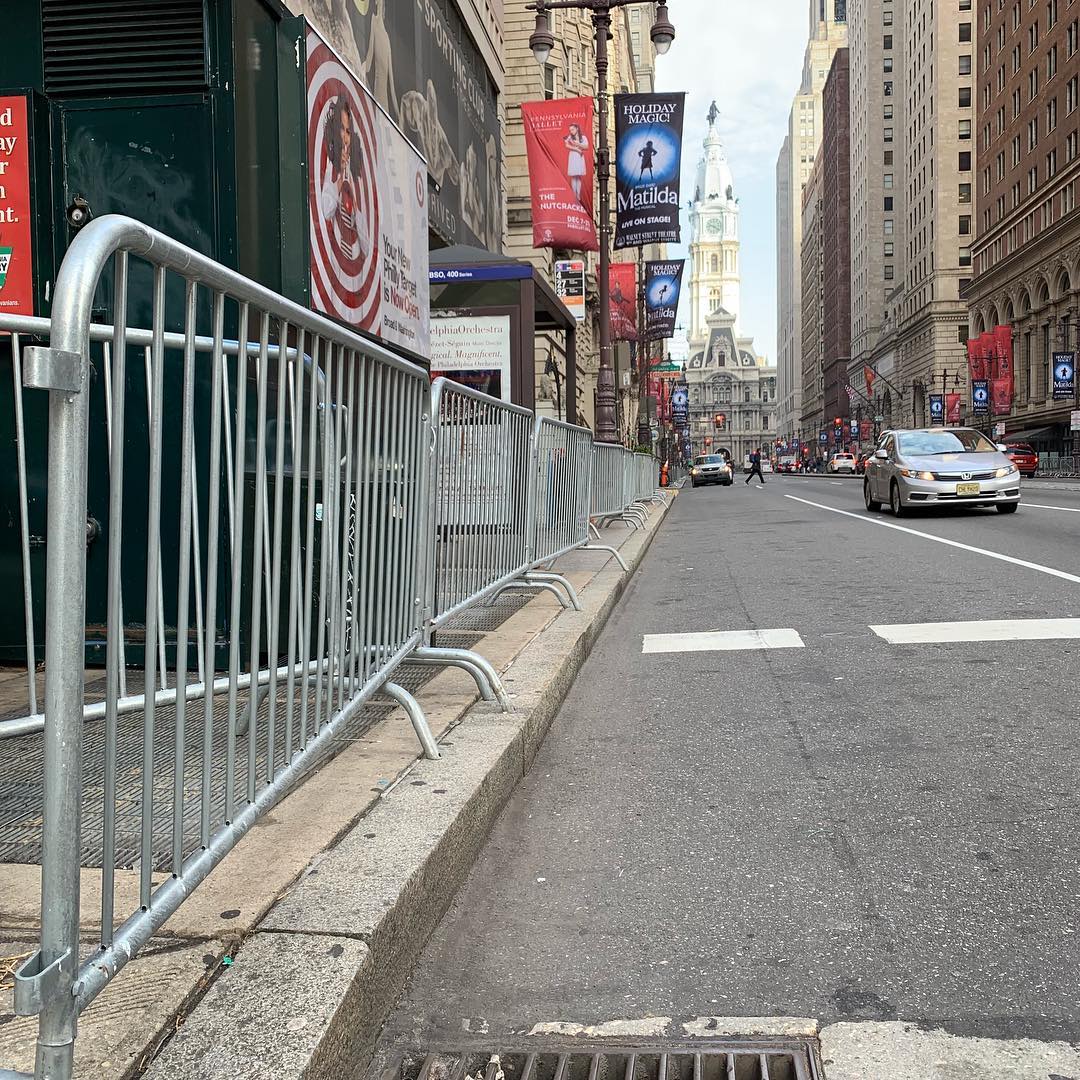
656,0,808,359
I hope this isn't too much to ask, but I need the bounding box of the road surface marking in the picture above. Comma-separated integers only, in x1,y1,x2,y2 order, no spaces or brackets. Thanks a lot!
831,481,843,485
642,629,805,653
783,493,1080,584
1025,502,1080,513
870,618,1080,644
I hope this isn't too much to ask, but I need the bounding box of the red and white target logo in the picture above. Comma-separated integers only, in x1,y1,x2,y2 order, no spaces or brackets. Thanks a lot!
307,33,381,333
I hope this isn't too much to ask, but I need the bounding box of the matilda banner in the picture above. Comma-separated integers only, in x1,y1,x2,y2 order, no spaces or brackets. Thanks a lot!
644,260,684,340
307,28,429,354
521,97,599,251
613,92,685,249
972,379,990,415
609,261,638,341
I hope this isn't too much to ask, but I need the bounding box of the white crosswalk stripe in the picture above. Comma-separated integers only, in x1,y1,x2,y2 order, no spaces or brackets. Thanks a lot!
870,618,1080,644
642,629,805,653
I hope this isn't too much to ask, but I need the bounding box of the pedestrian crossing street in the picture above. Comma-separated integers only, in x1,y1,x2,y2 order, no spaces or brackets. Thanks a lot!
641,617,1080,653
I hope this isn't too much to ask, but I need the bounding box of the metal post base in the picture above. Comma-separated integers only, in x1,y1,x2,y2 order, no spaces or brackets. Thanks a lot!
489,579,572,609
582,542,630,572
411,646,512,712
525,570,582,611
382,682,439,760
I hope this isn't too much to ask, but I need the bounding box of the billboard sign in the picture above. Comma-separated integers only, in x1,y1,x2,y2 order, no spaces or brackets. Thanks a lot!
1053,352,1076,400
290,0,501,250
613,92,685,249
429,315,511,401
307,28,429,354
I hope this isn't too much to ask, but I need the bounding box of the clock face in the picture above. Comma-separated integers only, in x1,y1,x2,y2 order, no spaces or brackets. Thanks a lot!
705,216,723,235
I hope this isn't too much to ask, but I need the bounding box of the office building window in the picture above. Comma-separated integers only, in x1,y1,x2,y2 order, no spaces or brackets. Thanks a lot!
959,247,972,267
960,22,972,41
959,215,971,235
884,196,893,209
959,183,971,203
959,87,972,108
959,151,972,171
960,119,972,140
959,55,972,75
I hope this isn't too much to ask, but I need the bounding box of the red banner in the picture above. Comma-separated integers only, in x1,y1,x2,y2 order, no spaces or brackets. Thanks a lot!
991,377,1013,415
0,97,34,316
993,324,1013,381
521,97,599,252
946,393,962,424
860,419,872,441
979,331,996,378
863,365,876,398
967,338,986,382
609,261,638,341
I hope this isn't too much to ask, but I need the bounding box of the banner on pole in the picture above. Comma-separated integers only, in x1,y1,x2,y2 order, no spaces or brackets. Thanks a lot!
644,259,685,340
613,92,685,249
521,97,599,252
609,261,638,341
946,392,962,424
972,379,989,415
929,394,945,425
863,365,876,398
1053,352,1076,400
991,377,1013,415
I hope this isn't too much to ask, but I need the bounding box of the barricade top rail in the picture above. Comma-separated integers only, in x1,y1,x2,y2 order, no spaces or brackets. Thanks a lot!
430,375,534,417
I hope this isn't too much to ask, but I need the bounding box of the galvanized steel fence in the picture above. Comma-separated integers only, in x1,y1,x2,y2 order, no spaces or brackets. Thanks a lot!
0,214,668,1079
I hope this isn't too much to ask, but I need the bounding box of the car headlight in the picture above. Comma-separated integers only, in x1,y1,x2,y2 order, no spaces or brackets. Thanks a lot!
898,468,935,480
691,467,700,475
995,465,1018,477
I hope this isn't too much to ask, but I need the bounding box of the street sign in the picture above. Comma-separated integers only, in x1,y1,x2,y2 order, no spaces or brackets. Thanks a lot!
554,259,586,322
993,421,1006,437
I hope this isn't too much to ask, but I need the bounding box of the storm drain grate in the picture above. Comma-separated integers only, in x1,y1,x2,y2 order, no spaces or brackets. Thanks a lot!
386,1045,819,1080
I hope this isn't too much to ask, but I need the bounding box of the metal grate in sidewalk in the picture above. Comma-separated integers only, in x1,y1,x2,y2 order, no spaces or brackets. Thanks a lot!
386,1044,820,1080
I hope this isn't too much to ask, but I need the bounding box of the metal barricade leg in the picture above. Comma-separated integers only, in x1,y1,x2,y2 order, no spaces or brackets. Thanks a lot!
525,570,582,611
382,682,440,760
412,645,512,712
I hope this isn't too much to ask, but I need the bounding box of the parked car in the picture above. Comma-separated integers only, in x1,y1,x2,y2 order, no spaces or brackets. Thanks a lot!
855,452,872,475
863,427,1021,515
1005,442,1039,478
827,452,857,474
777,454,798,473
690,454,733,487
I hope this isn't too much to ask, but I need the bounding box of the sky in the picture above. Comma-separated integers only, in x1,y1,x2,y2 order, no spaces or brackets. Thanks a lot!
655,0,811,362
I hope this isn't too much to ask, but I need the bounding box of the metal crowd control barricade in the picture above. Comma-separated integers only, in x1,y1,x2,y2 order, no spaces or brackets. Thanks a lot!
1,214,439,1080
590,441,641,535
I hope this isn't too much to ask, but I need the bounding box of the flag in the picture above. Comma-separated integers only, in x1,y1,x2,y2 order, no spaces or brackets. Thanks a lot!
608,261,638,341
991,377,1012,415
946,393,962,424
521,97,599,251
644,260,685,340
864,365,876,397
613,92,685,249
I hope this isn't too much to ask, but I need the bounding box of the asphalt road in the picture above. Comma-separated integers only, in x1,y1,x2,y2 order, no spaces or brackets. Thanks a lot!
373,474,1080,1061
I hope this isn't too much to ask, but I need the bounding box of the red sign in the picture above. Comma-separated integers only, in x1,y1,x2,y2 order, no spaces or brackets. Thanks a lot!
609,261,638,341
993,324,1013,381
521,97,598,252
946,393,962,424
967,337,986,382
0,97,33,316
992,377,1013,415
859,419,872,440
863,365,876,398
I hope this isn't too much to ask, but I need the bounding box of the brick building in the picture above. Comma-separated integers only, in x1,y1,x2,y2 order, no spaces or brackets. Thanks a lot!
967,0,1080,458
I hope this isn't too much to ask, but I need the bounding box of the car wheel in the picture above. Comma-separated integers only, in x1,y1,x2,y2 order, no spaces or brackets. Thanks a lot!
890,480,905,517
864,479,881,512
997,502,1019,514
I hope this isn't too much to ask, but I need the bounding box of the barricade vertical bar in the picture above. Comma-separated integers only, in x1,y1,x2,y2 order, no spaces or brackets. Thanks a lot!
140,267,167,907
312,342,335,733
171,279,198,873
347,354,368,693
284,329,307,762
10,334,37,718
298,335,321,750
101,253,128,943
201,292,226,845
372,365,391,670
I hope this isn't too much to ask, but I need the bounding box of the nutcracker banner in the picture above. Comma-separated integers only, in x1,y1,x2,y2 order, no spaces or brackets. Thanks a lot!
609,261,638,341
521,97,599,251
946,393,962,424
992,376,1013,415
644,259,685,340
613,92,685,249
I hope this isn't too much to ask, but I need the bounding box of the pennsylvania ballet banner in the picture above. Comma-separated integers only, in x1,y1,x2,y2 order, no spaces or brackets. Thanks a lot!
613,92,685,249
609,261,638,341
521,97,599,252
644,260,685,340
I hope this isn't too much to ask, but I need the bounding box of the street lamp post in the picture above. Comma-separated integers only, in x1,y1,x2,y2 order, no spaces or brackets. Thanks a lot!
528,0,675,445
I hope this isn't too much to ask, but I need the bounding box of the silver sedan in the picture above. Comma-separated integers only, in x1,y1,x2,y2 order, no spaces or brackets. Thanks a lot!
864,427,1022,516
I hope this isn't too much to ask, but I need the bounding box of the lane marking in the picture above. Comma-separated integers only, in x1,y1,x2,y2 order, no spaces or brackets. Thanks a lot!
1025,502,1080,513
642,628,805,654
870,618,1080,644
783,493,1080,584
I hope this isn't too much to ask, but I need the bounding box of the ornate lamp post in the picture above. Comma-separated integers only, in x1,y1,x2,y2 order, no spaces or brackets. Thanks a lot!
528,0,675,444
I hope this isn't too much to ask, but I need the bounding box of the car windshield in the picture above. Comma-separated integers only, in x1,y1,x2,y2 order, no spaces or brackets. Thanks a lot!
897,430,998,455
695,455,725,465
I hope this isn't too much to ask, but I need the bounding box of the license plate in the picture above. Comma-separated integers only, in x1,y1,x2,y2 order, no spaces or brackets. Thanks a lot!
956,482,981,496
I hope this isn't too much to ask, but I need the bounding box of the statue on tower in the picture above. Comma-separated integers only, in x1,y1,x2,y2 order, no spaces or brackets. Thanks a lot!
707,101,719,128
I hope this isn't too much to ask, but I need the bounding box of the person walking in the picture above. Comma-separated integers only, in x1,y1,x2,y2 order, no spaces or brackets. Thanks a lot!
745,447,766,485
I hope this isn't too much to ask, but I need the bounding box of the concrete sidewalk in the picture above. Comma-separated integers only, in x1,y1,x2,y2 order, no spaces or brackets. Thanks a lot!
0,494,676,1080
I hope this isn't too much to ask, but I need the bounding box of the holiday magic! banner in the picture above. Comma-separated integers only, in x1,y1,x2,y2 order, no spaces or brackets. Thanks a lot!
613,92,685,249
644,260,685,341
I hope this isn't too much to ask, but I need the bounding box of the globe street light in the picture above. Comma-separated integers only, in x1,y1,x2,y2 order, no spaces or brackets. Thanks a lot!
528,0,676,445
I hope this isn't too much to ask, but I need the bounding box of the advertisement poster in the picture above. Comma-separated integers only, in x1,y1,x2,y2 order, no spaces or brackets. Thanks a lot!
993,325,1013,381
972,379,990,415
1053,352,1076,401
0,97,33,316
671,385,688,424
929,394,945,425
860,420,872,441
554,258,586,322
992,377,1013,415
429,315,511,401
609,261,638,341
613,92,685,249
946,393,962,425
290,0,501,251
522,98,598,251
644,259,685,340
307,29,430,354
967,337,987,382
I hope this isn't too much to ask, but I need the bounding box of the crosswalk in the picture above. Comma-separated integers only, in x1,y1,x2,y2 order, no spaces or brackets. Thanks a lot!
642,617,1080,652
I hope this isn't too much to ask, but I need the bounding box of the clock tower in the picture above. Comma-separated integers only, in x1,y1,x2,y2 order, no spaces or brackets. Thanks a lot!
689,103,741,352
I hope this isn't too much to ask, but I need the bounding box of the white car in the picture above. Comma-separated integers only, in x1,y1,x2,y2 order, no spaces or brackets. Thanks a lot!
827,453,857,474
